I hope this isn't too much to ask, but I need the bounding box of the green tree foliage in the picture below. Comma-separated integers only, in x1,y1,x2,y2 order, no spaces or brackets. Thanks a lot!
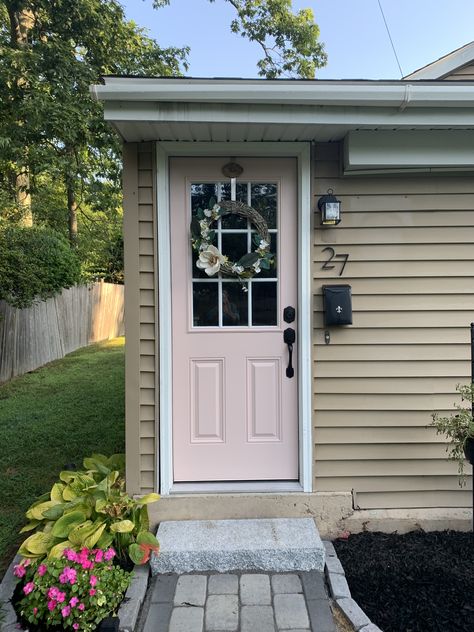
154,0,326,78
0,225,81,308
0,0,188,271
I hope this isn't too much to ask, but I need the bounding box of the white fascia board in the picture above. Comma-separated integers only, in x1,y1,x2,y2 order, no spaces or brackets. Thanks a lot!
404,41,474,79
344,130,474,172
92,79,474,108
103,102,474,129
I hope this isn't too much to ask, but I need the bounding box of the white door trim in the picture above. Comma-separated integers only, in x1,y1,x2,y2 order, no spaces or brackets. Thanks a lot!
156,141,312,495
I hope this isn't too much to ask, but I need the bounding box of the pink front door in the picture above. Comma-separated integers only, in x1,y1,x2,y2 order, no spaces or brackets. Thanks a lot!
170,157,298,482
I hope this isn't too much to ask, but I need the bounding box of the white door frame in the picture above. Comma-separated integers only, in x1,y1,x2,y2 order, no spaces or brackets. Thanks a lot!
156,141,312,495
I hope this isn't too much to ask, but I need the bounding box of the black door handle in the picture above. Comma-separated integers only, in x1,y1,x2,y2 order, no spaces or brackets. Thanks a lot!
283,327,296,378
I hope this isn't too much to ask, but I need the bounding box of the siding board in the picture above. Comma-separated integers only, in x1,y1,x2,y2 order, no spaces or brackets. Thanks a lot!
313,141,473,509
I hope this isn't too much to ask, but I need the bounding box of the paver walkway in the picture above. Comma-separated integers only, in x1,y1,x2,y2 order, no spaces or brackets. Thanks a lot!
140,570,336,632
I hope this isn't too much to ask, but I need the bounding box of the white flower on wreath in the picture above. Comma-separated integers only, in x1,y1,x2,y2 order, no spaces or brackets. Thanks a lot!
199,219,210,237
259,239,269,250
196,245,226,276
204,208,213,218
253,259,261,274
231,263,244,275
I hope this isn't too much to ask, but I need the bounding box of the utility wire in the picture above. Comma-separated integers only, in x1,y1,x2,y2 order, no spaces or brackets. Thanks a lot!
377,0,404,78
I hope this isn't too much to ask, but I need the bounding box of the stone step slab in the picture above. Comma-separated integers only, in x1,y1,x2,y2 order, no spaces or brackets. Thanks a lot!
150,518,325,574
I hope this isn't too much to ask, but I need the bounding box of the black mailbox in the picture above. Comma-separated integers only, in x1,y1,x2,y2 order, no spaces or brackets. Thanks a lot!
322,285,352,326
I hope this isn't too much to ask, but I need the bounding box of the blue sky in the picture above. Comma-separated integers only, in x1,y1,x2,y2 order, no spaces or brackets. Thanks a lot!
120,1,474,79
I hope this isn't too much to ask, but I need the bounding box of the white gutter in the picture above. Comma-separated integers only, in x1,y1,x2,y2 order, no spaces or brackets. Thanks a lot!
90,78,474,108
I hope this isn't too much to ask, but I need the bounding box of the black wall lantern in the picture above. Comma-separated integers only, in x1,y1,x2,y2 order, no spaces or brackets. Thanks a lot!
318,188,341,226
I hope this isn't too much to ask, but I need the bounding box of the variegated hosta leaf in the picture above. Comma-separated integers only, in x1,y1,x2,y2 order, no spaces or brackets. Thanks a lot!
68,520,95,546
110,519,135,533
19,520,40,534
51,510,87,538
48,541,72,559
50,483,66,502
84,522,107,549
20,532,52,555
136,493,160,505
27,500,61,521
43,503,66,520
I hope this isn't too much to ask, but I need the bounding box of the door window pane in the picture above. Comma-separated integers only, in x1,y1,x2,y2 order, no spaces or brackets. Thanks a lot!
193,283,218,326
221,233,248,264
252,282,277,326
222,282,248,326
251,183,277,229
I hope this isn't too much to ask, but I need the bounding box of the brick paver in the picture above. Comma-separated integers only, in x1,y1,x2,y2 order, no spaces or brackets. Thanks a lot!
141,570,337,632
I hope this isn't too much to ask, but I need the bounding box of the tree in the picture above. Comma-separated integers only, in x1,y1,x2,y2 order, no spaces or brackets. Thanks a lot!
0,0,188,241
153,0,326,78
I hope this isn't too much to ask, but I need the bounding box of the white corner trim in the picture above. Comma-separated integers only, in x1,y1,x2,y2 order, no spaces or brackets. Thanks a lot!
156,144,173,495
156,141,313,495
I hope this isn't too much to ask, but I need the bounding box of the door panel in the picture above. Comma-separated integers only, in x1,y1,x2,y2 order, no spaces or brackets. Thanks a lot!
170,157,298,482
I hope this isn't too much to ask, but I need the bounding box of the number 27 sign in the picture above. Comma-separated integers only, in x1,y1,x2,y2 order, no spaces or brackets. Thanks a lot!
321,247,349,277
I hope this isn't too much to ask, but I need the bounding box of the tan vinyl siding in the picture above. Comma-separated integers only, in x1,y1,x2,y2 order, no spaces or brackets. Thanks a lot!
123,142,157,495
443,62,474,80
313,141,473,510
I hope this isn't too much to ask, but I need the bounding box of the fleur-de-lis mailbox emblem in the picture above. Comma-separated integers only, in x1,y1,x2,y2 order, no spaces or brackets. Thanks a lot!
336,305,343,314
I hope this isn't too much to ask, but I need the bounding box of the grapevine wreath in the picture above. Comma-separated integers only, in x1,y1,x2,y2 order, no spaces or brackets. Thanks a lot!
190,199,274,285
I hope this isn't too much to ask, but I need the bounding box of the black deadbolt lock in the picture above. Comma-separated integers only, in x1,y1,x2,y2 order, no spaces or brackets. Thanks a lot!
283,306,296,323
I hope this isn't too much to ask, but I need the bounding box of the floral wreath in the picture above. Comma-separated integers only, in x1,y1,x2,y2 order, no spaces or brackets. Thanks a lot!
190,199,274,283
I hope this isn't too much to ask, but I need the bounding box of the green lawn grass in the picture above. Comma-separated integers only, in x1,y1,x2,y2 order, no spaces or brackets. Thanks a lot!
0,338,125,579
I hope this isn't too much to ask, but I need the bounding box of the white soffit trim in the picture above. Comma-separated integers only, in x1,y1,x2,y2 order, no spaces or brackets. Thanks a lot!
404,41,474,80
344,130,474,173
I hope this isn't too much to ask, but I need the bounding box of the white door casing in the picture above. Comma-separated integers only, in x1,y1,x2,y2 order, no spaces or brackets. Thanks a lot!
156,141,312,494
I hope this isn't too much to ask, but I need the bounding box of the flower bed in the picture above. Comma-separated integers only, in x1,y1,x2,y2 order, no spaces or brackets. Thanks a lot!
12,547,131,631
334,530,474,632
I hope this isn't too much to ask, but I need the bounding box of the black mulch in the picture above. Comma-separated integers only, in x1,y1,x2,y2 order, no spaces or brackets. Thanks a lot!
334,530,474,632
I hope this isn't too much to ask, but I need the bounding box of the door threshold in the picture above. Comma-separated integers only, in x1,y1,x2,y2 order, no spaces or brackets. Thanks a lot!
169,481,303,495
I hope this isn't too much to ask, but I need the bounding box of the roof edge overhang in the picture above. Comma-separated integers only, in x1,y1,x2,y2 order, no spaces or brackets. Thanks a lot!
91,77,474,108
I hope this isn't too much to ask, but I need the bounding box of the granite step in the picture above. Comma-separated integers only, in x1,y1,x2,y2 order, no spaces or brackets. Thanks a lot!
150,518,325,574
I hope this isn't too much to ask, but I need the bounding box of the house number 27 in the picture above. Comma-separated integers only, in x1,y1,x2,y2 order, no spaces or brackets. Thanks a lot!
321,247,349,276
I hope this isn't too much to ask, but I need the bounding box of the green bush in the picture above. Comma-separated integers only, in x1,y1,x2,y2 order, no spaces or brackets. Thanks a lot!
0,225,81,308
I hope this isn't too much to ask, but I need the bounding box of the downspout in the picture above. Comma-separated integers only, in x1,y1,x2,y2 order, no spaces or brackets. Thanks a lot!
398,84,412,111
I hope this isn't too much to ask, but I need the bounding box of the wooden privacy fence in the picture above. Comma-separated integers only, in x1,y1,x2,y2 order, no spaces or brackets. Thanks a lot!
0,282,124,383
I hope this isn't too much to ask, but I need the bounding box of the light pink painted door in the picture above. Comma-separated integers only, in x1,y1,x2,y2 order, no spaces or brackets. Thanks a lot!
170,157,298,481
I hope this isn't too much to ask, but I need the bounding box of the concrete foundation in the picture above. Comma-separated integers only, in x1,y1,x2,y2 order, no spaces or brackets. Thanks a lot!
148,491,472,538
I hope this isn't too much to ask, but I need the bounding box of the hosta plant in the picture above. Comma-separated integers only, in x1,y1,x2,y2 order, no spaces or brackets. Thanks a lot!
18,453,160,566
13,547,131,631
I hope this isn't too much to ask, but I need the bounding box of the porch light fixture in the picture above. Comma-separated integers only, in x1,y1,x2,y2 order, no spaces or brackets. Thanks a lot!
318,189,341,226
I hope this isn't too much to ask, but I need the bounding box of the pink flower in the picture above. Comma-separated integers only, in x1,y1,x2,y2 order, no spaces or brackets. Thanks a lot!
81,559,93,570
47,600,56,612
89,588,96,596
56,590,66,603
64,548,77,562
90,575,97,586
61,605,71,618
33,607,38,615
37,564,47,577
23,581,35,595
23,558,31,567
78,603,85,611
59,566,77,585
13,564,26,578
73,624,80,630
48,587,59,600
104,547,116,561
69,597,79,607
94,550,104,563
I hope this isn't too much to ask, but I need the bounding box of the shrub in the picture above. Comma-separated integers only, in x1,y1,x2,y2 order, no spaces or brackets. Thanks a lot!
0,225,81,308
14,547,131,631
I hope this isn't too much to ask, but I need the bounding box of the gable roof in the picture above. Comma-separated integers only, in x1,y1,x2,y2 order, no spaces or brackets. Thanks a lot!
404,41,474,80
